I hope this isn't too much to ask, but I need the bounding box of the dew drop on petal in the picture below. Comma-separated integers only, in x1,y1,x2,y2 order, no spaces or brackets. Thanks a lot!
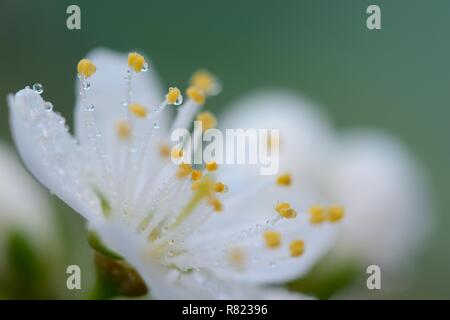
153,122,160,129
174,94,183,106
83,81,91,90
87,104,95,111
33,83,44,94
44,102,53,112
141,62,149,72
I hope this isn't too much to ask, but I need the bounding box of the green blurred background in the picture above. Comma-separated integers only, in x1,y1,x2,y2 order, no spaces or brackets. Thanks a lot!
0,0,449,298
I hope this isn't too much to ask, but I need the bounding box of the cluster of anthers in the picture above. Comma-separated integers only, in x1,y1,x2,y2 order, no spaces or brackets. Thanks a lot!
30,51,345,273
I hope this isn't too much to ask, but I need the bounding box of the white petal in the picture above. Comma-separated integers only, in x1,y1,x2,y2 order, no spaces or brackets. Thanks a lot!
328,129,431,274
8,88,101,221
91,220,313,299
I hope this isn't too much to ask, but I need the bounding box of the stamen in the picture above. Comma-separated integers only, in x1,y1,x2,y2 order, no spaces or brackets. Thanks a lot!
289,240,305,257
171,148,184,160
116,120,131,140
128,103,148,118
327,205,345,223
159,143,171,158
276,173,292,186
191,169,202,181
275,202,297,219
228,247,246,270
263,230,281,249
309,205,326,224
190,70,219,95
196,111,217,131
208,197,223,212
166,87,182,105
176,163,192,178
186,86,205,105
213,182,228,193
77,59,96,78
170,176,215,227
128,52,146,73
205,161,218,171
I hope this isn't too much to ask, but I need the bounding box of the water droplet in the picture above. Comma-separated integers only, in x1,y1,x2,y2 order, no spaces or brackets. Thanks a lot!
167,250,174,257
168,239,175,246
121,100,128,107
174,94,183,106
44,102,53,112
87,104,95,111
83,81,91,90
153,122,160,129
33,83,44,94
141,62,149,72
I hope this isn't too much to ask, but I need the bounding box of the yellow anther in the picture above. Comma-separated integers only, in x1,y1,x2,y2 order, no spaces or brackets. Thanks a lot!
290,240,305,257
309,205,326,224
208,197,223,212
263,230,281,249
166,87,181,105
275,202,297,219
190,70,216,94
77,58,96,78
276,173,292,186
159,143,170,158
186,86,205,105
191,169,203,181
128,103,148,118
171,148,184,159
128,52,146,73
196,111,217,131
205,161,218,171
213,182,228,193
228,247,246,270
116,120,131,140
327,205,345,223
176,163,192,178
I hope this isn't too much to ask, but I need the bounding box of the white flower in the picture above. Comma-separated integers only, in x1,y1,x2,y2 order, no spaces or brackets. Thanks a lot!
0,141,60,299
220,90,431,289
8,49,343,299
0,141,55,272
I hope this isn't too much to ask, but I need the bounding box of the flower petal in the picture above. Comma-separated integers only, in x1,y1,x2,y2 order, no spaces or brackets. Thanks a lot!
92,219,313,299
328,129,432,273
8,88,101,221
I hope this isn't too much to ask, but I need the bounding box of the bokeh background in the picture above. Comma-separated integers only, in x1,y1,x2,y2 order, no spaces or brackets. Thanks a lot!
0,0,449,298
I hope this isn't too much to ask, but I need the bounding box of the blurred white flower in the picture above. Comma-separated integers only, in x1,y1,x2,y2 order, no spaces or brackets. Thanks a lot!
0,141,59,298
220,90,431,291
8,49,343,299
0,142,55,271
